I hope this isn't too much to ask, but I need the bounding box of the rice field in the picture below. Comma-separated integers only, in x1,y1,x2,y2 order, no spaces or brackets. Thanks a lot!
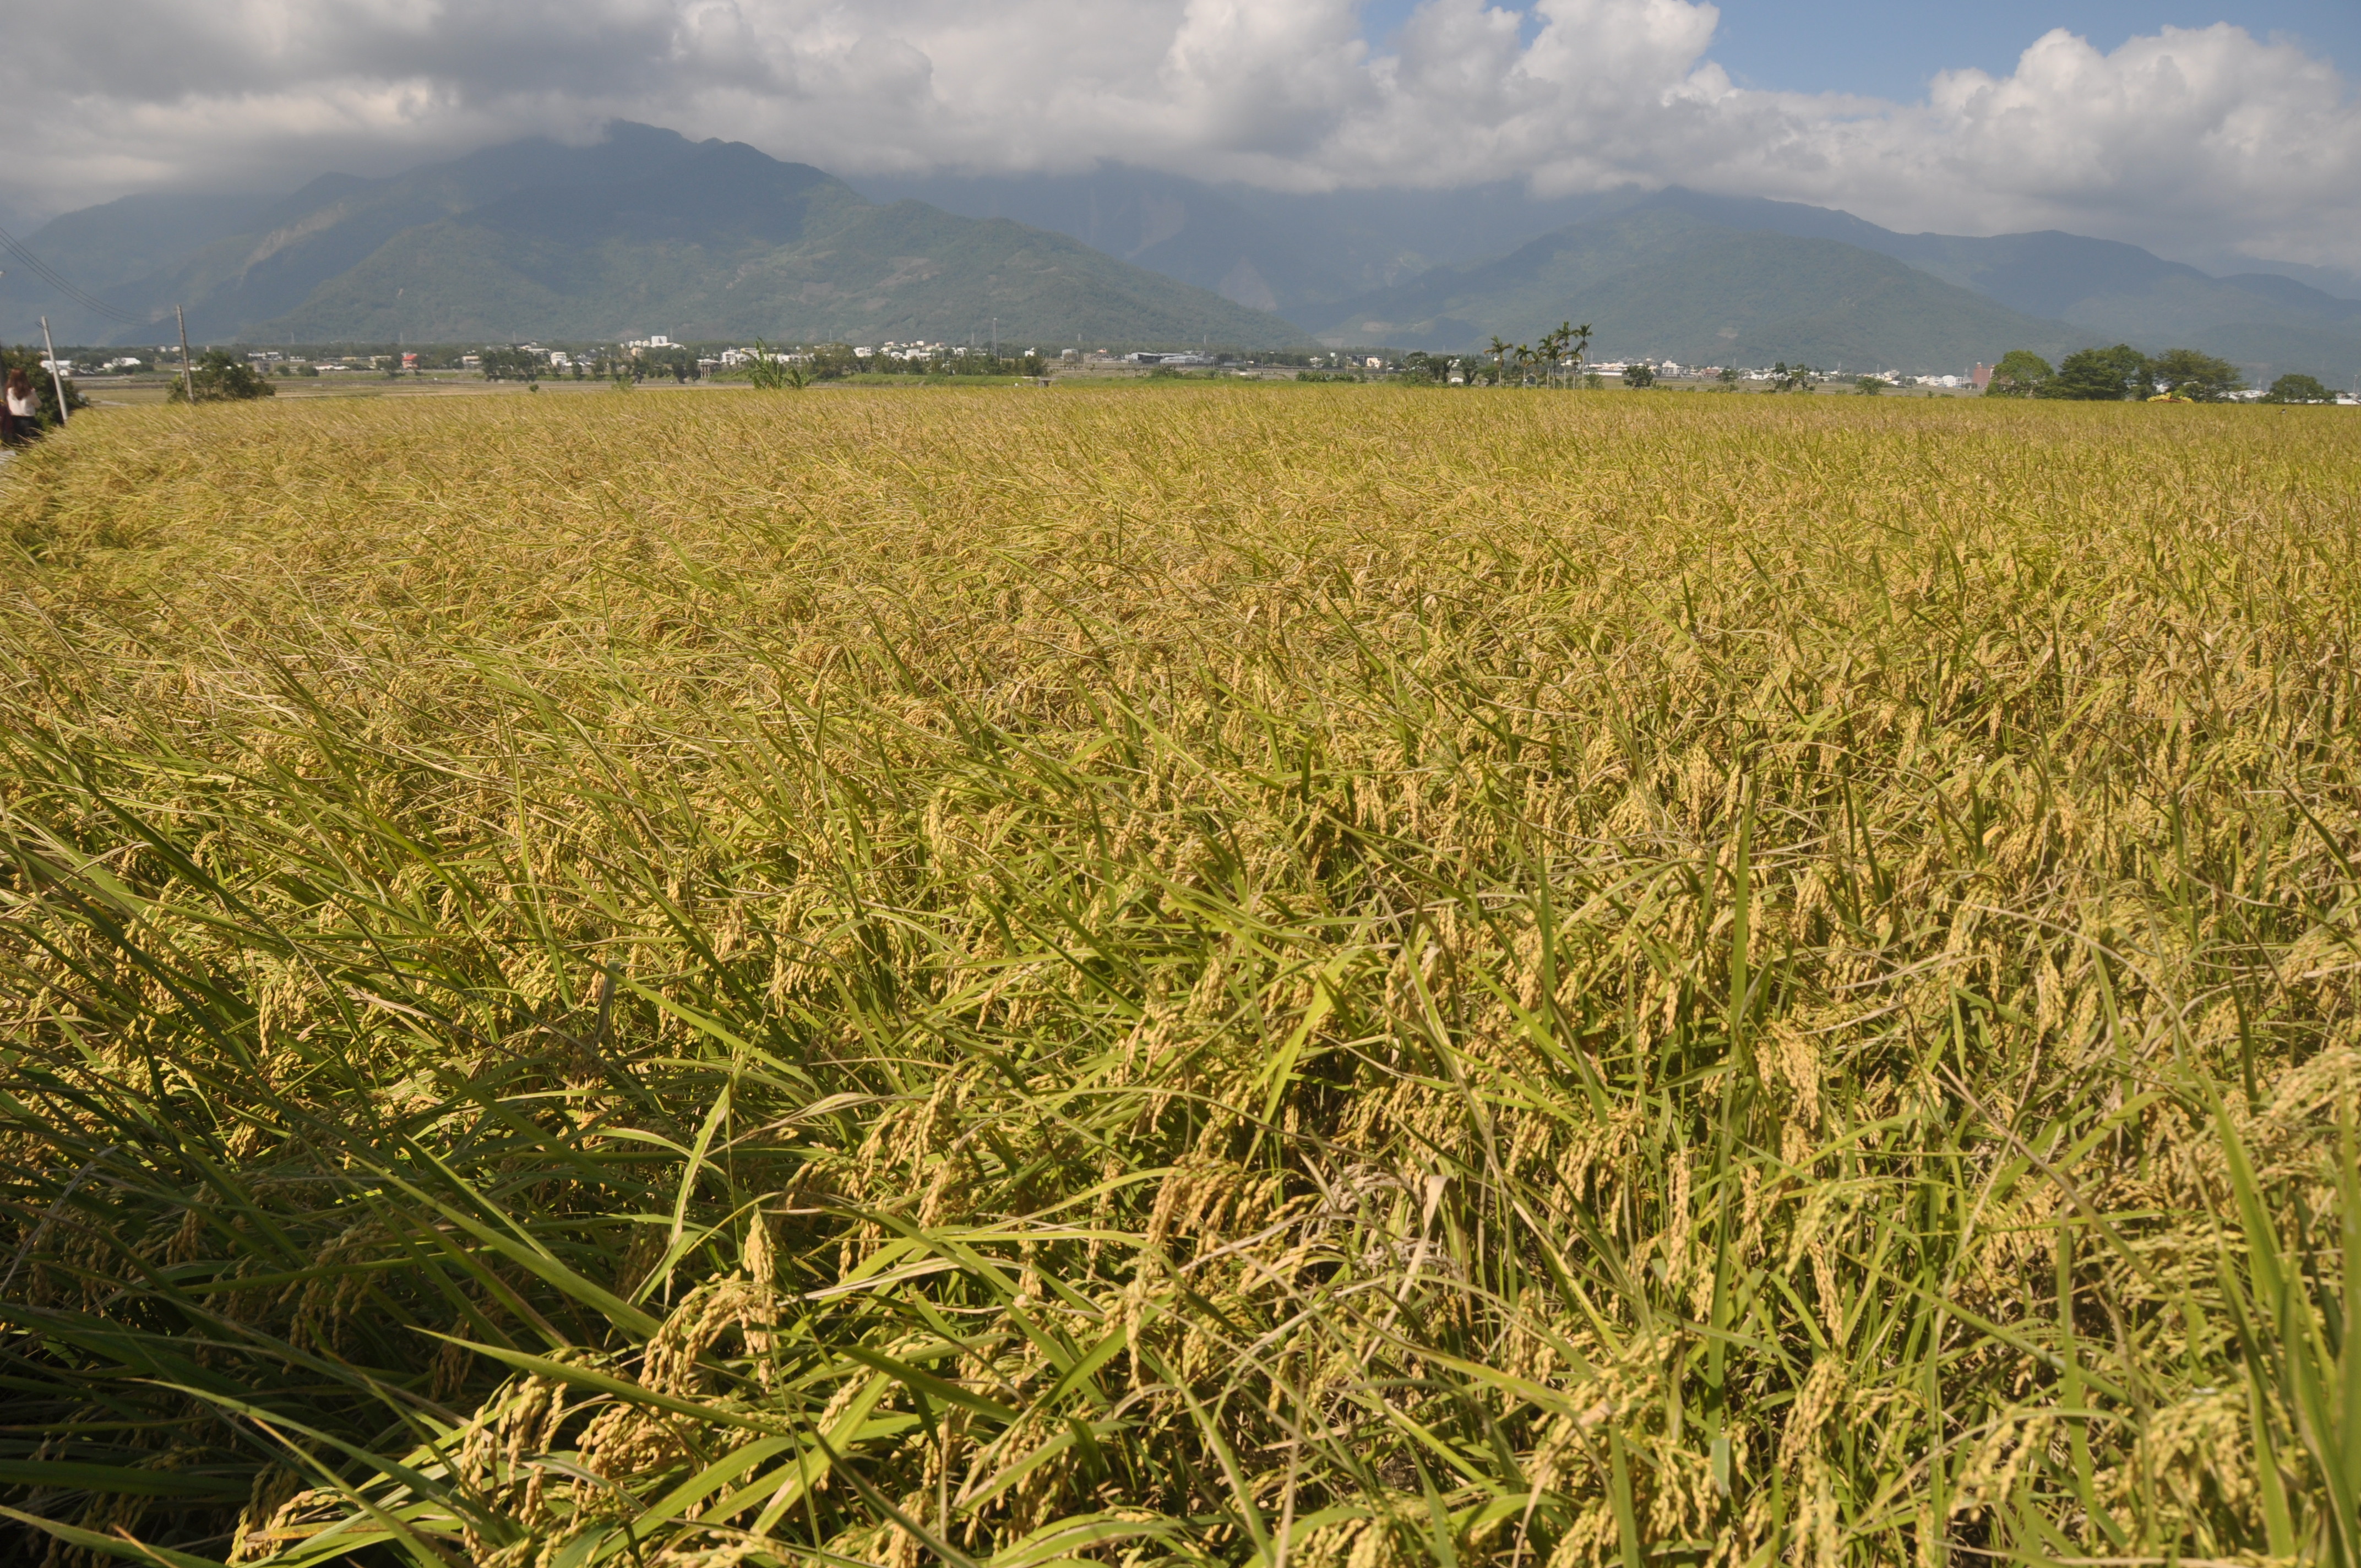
0,386,2355,1568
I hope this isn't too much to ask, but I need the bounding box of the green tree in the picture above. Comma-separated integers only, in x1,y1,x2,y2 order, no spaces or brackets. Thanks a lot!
1854,374,1888,395
809,344,860,381
1533,321,1592,388
1718,366,1739,386
2041,344,2151,401
1530,328,1560,388
1622,362,1656,389
1983,350,2054,398
2261,373,2338,404
635,345,698,383
480,347,542,383
165,349,275,404
1399,352,1450,385
2149,347,2245,402
1767,362,1815,393
1566,322,1595,385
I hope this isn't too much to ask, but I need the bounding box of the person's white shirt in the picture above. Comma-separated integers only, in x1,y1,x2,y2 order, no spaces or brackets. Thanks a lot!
4,388,35,417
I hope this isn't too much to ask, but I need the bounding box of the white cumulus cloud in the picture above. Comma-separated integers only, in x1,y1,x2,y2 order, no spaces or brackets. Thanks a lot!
1,0,2354,268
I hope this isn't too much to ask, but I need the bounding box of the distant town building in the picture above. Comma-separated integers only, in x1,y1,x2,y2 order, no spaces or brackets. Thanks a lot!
1972,363,1994,391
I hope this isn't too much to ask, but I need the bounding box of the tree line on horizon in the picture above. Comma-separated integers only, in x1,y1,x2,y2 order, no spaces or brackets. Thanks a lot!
1984,344,2344,404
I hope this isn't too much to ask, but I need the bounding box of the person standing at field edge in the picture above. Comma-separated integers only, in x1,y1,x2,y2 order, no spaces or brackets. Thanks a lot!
2,368,37,443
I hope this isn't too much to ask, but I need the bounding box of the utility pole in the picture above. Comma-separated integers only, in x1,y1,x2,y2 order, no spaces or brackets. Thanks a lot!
38,317,68,426
991,317,998,360
176,304,196,404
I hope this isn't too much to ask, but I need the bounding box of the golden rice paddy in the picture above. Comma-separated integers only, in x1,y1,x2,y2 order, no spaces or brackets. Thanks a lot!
1,386,2355,1567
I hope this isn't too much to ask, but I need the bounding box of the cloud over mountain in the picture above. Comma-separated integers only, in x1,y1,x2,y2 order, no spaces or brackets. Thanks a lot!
5,1,2357,269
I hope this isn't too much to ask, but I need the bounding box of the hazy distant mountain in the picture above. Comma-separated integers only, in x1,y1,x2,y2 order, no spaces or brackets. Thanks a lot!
263,151,1307,347
1289,206,2087,372
864,170,2361,379
17,126,1307,349
148,128,737,342
14,125,2358,377
857,166,1613,315
4,133,720,342
1618,189,2361,380
2229,258,2361,302
0,192,278,342
2183,322,2361,389
856,166,1346,315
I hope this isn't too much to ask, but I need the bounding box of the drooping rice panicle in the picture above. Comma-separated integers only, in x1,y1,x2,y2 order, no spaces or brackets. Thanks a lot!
0,386,2354,1567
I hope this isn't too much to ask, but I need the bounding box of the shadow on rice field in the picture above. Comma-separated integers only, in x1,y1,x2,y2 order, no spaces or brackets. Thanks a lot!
0,387,2356,1567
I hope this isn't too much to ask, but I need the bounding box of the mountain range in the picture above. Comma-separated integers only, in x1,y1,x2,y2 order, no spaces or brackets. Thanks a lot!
1,126,1303,351
5,122,2359,381
857,166,1614,317
1289,206,2085,371
881,168,2361,380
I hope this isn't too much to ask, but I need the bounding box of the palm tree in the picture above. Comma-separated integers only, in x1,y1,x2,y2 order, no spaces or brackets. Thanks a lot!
1487,335,1511,389
1537,324,1567,389
1565,322,1593,388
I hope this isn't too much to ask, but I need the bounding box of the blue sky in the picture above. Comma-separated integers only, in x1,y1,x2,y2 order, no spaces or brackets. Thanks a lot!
1363,0,2360,99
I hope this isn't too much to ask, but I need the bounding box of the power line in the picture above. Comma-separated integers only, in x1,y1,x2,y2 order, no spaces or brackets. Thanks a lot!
0,220,152,328
0,224,146,323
